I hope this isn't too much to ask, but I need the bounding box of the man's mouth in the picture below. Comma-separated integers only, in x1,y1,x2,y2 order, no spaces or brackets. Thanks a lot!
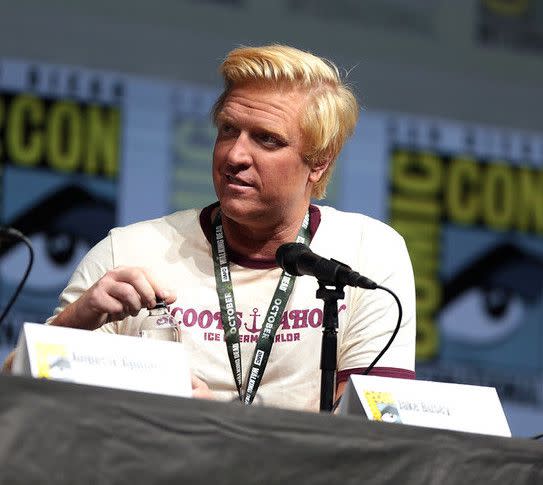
225,174,251,187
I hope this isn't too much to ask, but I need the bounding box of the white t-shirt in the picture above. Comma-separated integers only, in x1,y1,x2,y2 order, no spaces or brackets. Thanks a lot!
49,204,416,411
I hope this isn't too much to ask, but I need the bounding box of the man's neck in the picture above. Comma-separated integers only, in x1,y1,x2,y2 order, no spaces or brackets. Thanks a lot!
218,208,309,261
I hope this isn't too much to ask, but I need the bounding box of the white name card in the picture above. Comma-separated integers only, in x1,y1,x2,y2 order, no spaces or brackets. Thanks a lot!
12,323,192,398
338,374,511,437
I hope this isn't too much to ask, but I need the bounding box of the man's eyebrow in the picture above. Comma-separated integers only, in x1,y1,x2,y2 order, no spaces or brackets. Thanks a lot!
261,127,288,142
215,112,230,124
216,112,288,140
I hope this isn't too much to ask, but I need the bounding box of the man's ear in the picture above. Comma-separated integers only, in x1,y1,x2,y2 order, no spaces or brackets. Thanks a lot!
308,157,331,183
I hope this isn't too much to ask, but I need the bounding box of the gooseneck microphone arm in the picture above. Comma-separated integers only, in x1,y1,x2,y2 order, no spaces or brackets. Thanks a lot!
0,227,34,327
276,243,403,412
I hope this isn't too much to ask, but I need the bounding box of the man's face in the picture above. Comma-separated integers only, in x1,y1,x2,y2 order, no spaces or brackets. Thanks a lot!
212,83,322,226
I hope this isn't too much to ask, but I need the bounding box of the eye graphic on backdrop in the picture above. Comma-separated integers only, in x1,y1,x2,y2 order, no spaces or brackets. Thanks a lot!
0,185,115,293
1,233,89,290
439,244,543,346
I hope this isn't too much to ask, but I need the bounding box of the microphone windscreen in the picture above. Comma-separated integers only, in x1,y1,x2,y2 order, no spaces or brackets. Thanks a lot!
275,242,310,276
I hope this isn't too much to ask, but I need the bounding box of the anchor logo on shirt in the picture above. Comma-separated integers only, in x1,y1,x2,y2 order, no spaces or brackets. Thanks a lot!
244,308,261,333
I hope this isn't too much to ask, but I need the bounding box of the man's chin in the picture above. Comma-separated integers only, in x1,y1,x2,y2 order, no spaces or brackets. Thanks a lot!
218,198,264,224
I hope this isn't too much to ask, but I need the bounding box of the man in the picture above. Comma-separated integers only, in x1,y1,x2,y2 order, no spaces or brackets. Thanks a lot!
4,45,416,410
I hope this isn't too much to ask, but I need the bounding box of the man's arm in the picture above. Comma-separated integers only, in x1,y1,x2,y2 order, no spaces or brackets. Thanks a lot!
45,233,176,330
336,229,417,388
1,351,16,373
335,380,348,401
51,266,175,330
1,265,176,372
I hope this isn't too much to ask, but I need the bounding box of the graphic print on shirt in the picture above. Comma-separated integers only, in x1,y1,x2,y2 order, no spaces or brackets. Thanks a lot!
168,303,348,343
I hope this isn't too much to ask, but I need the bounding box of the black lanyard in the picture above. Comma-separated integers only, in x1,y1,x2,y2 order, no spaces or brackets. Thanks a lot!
210,210,312,404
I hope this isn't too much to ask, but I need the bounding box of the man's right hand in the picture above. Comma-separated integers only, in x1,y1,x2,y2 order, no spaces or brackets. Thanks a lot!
52,266,176,330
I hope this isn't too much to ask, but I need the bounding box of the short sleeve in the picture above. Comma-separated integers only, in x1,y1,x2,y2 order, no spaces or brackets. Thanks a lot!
337,228,416,380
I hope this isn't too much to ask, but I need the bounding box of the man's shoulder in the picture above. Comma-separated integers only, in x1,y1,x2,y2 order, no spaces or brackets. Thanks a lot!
316,205,404,245
106,208,206,263
110,208,202,238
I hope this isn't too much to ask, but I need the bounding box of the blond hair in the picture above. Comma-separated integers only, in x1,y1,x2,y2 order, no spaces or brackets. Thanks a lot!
212,44,359,199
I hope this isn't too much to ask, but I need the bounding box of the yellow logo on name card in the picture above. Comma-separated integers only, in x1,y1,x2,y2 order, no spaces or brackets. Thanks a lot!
364,390,402,423
35,343,71,379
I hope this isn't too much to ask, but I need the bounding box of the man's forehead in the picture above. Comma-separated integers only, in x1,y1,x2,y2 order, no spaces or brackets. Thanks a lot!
230,79,306,94
218,83,307,125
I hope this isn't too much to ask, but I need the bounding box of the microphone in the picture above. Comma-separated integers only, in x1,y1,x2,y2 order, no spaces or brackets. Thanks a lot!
275,242,378,289
277,242,404,382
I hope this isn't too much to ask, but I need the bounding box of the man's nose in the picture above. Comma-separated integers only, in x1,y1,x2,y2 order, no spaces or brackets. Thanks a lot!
226,133,252,168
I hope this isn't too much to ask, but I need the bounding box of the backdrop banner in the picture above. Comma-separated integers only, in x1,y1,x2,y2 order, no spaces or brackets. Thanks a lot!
341,111,543,436
1,57,542,436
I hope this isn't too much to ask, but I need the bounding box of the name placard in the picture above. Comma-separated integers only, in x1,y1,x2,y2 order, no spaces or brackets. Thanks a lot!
12,323,192,398
337,375,511,437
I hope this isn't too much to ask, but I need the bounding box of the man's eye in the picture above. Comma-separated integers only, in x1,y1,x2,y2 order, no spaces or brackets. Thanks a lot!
219,124,235,136
258,133,283,147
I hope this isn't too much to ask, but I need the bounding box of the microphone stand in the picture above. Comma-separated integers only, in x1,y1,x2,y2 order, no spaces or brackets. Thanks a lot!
316,280,345,412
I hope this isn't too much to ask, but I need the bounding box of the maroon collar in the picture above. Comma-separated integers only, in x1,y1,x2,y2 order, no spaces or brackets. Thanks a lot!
199,202,321,269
